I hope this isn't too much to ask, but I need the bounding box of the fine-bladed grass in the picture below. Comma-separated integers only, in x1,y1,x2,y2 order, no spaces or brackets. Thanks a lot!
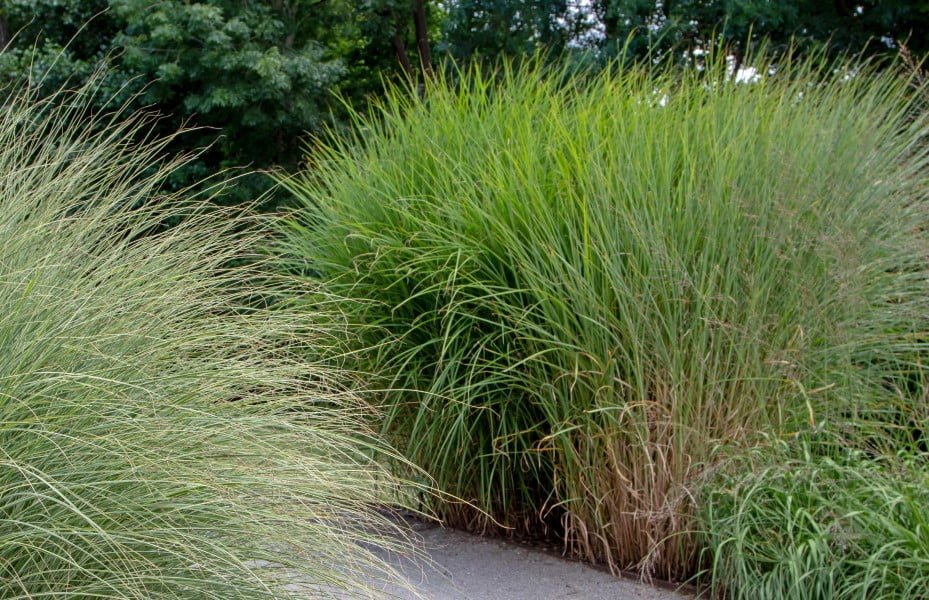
278,53,929,583
0,81,416,599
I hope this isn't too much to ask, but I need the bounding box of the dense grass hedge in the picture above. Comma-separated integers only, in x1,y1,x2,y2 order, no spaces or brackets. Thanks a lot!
280,55,929,583
0,84,413,598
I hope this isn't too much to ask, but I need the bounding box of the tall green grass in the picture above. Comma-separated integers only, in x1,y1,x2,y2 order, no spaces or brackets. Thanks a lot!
278,54,929,580
0,83,414,598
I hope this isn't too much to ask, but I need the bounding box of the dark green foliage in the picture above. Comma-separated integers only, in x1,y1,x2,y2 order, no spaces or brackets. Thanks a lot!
2,1,925,209
354,0,438,80
439,1,929,64
0,1,115,90
592,1,929,59
111,0,348,201
439,0,592,61
0,0,396,204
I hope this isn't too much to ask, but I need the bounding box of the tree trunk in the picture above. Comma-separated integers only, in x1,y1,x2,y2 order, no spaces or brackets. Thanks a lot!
412,0,432,77
0,16,10,51
392,34,415,78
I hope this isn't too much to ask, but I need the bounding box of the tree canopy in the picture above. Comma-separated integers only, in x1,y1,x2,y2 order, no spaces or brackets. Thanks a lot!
0,0,416,202
0,0,925,204
439,1,592,61
598,1,929,59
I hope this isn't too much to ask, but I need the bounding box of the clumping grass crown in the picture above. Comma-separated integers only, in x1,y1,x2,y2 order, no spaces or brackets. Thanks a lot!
279,53,929,581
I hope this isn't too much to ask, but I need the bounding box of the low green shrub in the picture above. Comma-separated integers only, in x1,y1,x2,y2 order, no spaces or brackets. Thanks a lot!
699,439,929,599
0,84,413,598
278,55,929,580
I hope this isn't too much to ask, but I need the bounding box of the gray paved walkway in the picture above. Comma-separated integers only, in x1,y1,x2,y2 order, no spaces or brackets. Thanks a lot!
370,520,693,600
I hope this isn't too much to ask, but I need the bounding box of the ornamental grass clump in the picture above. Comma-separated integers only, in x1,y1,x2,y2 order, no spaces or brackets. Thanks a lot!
279,54,929,581
0,83,414,599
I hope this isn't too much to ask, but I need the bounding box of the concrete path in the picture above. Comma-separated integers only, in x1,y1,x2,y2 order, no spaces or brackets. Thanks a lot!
371,518,693,600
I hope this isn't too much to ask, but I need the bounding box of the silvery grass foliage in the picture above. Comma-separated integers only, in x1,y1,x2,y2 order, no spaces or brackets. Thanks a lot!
0,83,416,598
278,53,929,581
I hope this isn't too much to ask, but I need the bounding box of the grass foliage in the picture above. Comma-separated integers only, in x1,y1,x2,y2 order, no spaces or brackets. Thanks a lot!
280,53,929,583
699,439,929,599
0,84,412,598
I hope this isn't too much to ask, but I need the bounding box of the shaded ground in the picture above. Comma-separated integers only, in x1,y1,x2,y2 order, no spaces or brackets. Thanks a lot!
370,517,694,600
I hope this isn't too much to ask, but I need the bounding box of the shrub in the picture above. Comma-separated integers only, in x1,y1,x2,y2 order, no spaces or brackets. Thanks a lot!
698,440,929,599
278,55,929,580
0,83,412,598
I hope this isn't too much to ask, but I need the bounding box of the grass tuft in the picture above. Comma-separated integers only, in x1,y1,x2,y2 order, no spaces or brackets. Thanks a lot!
0,81,414,598
279,53,929,581
698,438,929,599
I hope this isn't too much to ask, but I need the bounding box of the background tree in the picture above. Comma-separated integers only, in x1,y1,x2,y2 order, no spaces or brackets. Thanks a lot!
439,0,592,62
1,0,927,207
109,0,350,200
352,0,438,82
0,0,416,204
593,1,929,60
0,0,116,92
